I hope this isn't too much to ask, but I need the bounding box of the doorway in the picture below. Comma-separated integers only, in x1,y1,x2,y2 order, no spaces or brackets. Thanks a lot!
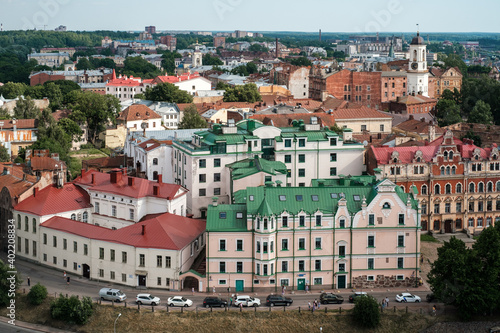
445,220,453,233
235,280,244,292
82,264,90,279
297,278,305,290
337,275,346,289
138,275,147,287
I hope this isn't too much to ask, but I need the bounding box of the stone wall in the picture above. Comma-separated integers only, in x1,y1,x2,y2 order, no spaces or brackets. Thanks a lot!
352,275,417,289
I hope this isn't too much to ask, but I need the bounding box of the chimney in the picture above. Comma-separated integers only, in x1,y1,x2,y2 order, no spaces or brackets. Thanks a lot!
157,174,162,183
141,225,146,235
153,185,159,196
81,168,85,176
33,187,38,197
128,177,134,186
110,170,122,184
91,173,96,185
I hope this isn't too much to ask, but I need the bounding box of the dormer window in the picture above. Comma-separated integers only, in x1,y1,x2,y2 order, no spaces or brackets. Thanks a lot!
383,202,391,209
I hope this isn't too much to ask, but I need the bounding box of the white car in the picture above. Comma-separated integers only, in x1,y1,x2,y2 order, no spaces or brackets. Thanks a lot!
234,295,261,307
136,293,160,306
167,296,193,307
395,293,421,303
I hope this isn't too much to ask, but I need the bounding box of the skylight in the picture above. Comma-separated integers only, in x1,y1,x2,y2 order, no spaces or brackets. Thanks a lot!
296,195,303,201
219,212,227,219
249,195,254,201
311,195,319,201
236,212,243,219
353,195,361,201
331,193,338,199
279,195,286,201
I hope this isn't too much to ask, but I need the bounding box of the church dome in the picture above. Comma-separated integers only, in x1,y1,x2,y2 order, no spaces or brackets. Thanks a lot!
411,32,425,45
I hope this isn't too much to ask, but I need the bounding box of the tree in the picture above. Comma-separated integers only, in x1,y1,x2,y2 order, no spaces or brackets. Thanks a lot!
289,56,312,67
0,260,22,306
27,283,48,305
468,100,494,124
216,82,231,91
69,92,120,144
179,104,206,129
42,82,63,110
435,99,462,126
0,144,9,162
58,118,83,142
50,295,94,325
0,107,10,120
352,295,380,328
144,83,194,103
0,82,27,99
223,83,262,103
248,44,269,53
202,53,223,66
122,56,160,78
13,96,41,119
75,57,94,70
461,130,482,146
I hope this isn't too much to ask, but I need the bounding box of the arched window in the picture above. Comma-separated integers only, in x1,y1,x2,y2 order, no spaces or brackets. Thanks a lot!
83,212,88,223
413,50,417,61
434,184,440,195
451,166,456,175
153,171,158,180
440,167,445,175
32,218,37,234
443,151,448,160
71,214,76,220
400,185,405,192
456,183,462,193
421,185,428,195
17,214,21,229
383,202,391,209
449,151,454,160
469,183,475,193
478,182,484,193
153,158,158,165
445,184,451,194
497,181,500,192
487,182,494,192
446,166,450,175
24,216,28,231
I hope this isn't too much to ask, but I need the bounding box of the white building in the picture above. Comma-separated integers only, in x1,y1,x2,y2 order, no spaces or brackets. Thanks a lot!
117,104,162,132
407,32,429,97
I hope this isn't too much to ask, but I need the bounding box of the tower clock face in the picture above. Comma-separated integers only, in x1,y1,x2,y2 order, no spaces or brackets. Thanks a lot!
411,62,418,70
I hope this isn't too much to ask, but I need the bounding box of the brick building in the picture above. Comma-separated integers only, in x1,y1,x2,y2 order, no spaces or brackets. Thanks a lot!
381,71,407,103
429,67,463,99
388,95,437,115
366,130,500,235
160,35,177,51
270,63,310,98
213,36,226,49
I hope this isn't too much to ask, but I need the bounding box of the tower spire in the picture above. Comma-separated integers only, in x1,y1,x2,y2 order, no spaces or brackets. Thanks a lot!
416,23,420,36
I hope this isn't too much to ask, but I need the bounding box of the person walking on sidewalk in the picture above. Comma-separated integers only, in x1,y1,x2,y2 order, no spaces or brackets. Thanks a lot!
27,276,30,287
66,276,70,285
63,271,67,280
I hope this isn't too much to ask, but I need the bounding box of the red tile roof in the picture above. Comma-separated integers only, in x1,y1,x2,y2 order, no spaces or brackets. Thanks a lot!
332,107,393,120
117,104,161,122
51,109,72,122
249,113,336,128
0,119,38,129
138,139,173,152
30,157,66,171
73,170,186,200
370,145,440,164
0,163,38,200
155,73,201,84
14,183,91,216
106,75,144,87
393,95,437,105
41,213,205,250
394,119,446,135
319,98,362,111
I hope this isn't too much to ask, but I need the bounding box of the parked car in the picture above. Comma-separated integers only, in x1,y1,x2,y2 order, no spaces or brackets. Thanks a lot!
99,288,127,302
167,296,193,307
203,297,227,308
136,293,160,306
395,293,421,303
320,293,344,304
348,292,367,303
265,295,293,307
234,295,261,307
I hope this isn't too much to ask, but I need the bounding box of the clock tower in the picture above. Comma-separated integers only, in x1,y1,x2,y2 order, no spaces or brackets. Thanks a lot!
407,31,428,97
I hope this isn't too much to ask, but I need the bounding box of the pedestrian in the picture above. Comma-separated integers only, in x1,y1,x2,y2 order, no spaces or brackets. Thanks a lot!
66,276,70,285
308,301,311,310
192,287,195,295
239,302,243,310
382,298,386,309
317,300,320,309
305,284,309,294
27,276,30,287
229,296,233,307
385,296,389,307
312,302,316,313
432,305,437,316
281,286,284,296
213,286,216,295
63,271,67,280
284,286,286,294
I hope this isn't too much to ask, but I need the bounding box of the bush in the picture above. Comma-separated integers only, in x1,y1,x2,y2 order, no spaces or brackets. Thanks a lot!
421,234,440,243
50,294,94,325
352,295,380,328
27,283,48,305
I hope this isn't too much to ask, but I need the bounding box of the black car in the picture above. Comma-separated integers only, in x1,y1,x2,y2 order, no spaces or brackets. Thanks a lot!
320,293,344,304
348,292,368,303
202,297,228,308
265,295,293,306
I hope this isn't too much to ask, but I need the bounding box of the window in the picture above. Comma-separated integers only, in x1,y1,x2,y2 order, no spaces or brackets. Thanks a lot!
315,237,322,249
122,251,127,263
99,247,104,259
368,258,374,270
63,238,67,250
421,185,427,195
445,184,451,194
434,184,440,195
477,217,483,227
315,260,321,271
25,217,28,231
284,155,291,163
469,201,475,212
219,239,226,251
369,214,375,226
139,254,145,267
165,256,171,268
330,153,337,162
298,154,305,163
53,256,57,265
398,214,405,225
32,218,36,233
469,218,475,227
298,238,305,250
398,235,405,247
339,218,345,228
422,204,427,214
361,125,367,131
298,138,305,147
330,167,337,176
298,169,305,177
199,159,206,168
478,201,484,212
284,139,292,147
282,239,288,251
43,233,47,245
456,202,462,213
72,241,77,253
129,209,134,220
111,205,117,217
95,202,100,214
199,174,206,183
298,260,305,272
478,182,484,193
214,188,221,195
199,189,206,196
445,203,451,213
339,245,346,257
152,158,158,165
282,261,288,272
299,216,305,227
214,158,221,167
457,183,462,193
257,241,261,253
315,215,321,226
330,138,337,146
237,261,243,273
219,261,226,273
339,263,345,272
263,242,268,253
156,255,162,267
397,257,404,269
53,236,57,248
368,235,375,247
282,216,288,228
236,239,243,251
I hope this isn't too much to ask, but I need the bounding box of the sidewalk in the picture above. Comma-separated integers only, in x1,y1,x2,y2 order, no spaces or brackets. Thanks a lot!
0,316,69,333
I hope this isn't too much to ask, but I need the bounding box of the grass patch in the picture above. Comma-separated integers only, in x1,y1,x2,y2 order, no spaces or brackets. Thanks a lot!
421,234,440,243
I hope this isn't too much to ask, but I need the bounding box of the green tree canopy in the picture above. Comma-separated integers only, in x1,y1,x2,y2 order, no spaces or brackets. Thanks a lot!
0,82,28,99
289,56,312,67
248,44,269,53
13,96,41,119
468,100,494,124
75,57,94,70
202,53,223,66
42,82,63,110
58,118,83,142
0,259,22,306
0,144,10,162
223,83,262,103
179,104,206,129
352,295,380,328
144,82,194,103
121,56,161,78
435,99,462,126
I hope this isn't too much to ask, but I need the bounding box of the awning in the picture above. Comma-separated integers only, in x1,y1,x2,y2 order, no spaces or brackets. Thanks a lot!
135,270,148,276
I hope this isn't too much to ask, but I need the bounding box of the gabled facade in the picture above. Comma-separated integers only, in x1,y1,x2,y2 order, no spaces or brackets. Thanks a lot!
367,130,500,235
206,176,420,293
172,119,364,218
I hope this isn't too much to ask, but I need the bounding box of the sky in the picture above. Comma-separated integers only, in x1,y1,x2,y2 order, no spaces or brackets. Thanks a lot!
1,0,500,33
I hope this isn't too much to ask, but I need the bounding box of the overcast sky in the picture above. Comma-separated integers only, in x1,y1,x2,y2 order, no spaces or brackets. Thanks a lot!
2,0,499,33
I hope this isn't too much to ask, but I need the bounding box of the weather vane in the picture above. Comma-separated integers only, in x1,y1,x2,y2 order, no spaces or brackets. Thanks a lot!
416,23,419,33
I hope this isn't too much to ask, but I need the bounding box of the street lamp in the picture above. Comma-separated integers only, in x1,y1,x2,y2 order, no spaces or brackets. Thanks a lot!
114,313,121,333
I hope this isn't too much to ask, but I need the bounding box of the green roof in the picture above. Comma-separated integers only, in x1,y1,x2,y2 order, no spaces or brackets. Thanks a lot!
206,204,247,232
233,189,247,204
228,157,287,180
311,175,378,187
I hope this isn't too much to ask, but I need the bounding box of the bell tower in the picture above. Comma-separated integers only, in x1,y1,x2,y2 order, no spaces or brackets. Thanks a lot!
407,27,429,97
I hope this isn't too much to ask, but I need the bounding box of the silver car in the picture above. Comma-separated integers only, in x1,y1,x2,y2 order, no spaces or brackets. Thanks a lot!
136,293,160,306
395,293,421,303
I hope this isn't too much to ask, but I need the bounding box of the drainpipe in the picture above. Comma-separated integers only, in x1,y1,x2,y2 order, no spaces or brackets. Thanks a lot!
349,212,353,289
308,213,312,291
293,138,297,186
206,230,210,292
292,214,296,291
251,216,255,292
332,214,336,289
